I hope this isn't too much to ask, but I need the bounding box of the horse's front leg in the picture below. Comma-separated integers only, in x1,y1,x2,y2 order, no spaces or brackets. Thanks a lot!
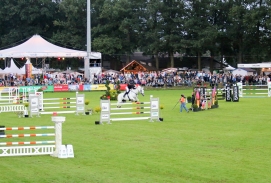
134,96,139,102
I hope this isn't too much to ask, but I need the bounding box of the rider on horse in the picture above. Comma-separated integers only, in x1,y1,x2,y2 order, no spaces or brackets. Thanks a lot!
123,79,136,101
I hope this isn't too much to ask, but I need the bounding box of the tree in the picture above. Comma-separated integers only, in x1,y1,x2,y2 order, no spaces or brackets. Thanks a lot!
0,0,57,48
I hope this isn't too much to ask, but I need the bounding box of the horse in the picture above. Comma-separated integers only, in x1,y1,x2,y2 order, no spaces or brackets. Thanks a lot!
117,85,144,108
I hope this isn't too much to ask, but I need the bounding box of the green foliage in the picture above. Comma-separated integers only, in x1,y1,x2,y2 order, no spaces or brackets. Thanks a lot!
1,0,271,68
109,90,118,100
100,94,108,100
85,99,90,105
100,80,118,100
37,88,43,92
24,103,29,107
94,106,101,113
192,104,198,109
115,80,121,94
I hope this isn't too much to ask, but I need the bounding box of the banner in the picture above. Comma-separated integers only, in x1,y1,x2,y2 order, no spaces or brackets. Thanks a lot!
225,85,232,102
232,85,239,102
119,84,127,91
54,85,69,92
25,64,32,78
90,84,114,91
0,87,16,93
19,86,54,92
83,84,91,91
68,85,79,91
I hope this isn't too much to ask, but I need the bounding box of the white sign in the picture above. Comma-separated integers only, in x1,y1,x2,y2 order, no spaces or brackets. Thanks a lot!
238,63,271,68
101,114,109,119
151,101,158,110
31,98,38,107
77,97,84,105
101,103,109,112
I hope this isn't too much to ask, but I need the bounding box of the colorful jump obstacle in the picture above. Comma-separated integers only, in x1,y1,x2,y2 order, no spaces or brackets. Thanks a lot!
193,87,215,109
0,87,20,105
28,92,85,116
237,82,271,98
100,97,160,124
0,116,73,158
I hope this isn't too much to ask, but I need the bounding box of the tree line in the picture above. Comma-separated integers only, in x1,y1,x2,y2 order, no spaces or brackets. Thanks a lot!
0,0,271,70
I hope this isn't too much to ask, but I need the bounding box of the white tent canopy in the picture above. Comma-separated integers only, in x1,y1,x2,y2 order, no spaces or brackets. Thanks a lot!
0,68,5,74
224,65,236,71
0,35,101,59
3,59,23,74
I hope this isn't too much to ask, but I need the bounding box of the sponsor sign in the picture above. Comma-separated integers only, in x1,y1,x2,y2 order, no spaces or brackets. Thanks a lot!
54,85,69,92
225,86,232,102
232,86,239,102
101,103,109,112
151,101,158,110
90,84,114,91
68,85,79,91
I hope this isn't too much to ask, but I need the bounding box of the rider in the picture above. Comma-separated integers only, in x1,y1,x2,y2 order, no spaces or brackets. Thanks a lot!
123,79,136,101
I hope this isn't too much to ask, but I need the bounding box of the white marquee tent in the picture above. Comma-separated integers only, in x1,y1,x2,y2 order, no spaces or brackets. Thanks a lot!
3,59,23,74
0,59,42,75
0,34,101,59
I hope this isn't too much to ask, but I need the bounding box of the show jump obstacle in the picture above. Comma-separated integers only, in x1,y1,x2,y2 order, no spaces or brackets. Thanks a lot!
0,116,73,158
194,84,239,109
0,87,20,104
28,92,85,116
100,96,160,124
237,82,271,98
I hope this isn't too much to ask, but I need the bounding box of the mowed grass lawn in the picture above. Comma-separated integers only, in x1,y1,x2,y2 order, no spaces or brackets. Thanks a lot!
1,89,271,183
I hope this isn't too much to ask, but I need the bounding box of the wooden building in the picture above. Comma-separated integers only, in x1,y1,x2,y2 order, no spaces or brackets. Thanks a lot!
120,60,158,73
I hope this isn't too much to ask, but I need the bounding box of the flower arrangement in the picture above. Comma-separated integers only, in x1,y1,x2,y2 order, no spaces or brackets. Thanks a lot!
85,99,90,106
100,80,119,100
94,106,101,113
159,104,164,121
192,104,198,112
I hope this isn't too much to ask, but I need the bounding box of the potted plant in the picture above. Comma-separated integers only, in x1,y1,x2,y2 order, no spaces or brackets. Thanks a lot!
159,104,164,121
187,96,192,103
94,106,101,124
84,99,91,115
24,103,29,117
192,104,199,112
214,100,219,108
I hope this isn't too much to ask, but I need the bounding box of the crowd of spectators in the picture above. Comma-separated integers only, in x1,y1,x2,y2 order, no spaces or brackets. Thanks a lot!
1,70,271,88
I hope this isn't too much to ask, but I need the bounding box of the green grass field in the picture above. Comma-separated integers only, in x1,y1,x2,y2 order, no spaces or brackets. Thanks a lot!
1,89,271,183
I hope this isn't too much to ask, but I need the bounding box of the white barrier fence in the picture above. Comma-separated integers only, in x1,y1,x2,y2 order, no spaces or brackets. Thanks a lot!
237,82,271,97
100,97,160,124
28,92,85,116
0,116,74,158
0,105,27,117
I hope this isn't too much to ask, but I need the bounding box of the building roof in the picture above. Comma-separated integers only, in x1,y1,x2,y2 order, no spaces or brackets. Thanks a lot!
120,60,158,73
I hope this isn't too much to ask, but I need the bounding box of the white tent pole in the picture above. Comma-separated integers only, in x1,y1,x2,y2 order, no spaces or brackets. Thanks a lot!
84,0,91,80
